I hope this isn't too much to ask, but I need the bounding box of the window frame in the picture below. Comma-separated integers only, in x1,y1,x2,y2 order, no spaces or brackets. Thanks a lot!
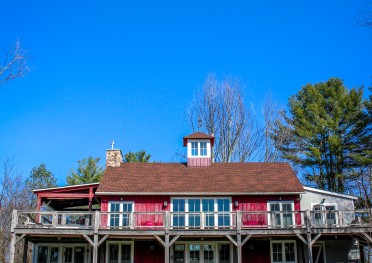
105,241,134,263
108,201,134,228
33,244,89,263
170,197,232,228
267,201,295,228
188,140,210,158
171,242,233,263
270,240,297,263
311,203,338,226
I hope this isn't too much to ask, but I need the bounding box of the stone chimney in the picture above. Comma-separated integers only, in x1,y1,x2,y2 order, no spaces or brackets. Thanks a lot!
106,149,123,167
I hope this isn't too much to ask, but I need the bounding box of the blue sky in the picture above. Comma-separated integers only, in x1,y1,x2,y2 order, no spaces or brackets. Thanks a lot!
1,1,371,185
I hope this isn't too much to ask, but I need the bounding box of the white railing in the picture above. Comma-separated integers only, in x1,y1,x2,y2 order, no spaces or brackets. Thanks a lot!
14,209,372,231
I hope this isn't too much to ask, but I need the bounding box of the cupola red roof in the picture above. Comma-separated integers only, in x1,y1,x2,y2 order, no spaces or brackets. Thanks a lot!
183,132,215,146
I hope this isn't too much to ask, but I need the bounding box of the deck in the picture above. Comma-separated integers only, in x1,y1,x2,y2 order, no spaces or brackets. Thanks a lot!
12,209,372,236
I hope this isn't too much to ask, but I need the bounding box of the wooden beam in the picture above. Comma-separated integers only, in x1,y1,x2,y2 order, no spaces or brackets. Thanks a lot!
241,234,252,246
15,234,27,244
169,235,180,247
83,235,94,247
225,235,237,247
296,234,307,245
98,235,109,247
362,233,372,243
38,193,91,198
310,233,322,246
154,235,166,247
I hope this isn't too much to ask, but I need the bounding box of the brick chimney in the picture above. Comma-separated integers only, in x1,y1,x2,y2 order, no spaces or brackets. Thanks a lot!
106,149,123,167
183,132,214,167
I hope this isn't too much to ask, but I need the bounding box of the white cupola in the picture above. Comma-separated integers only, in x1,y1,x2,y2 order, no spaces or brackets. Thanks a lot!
183,132,214,167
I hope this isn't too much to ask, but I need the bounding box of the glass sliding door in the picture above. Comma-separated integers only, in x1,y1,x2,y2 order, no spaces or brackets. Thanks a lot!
217,199,230,227
203,245,214,263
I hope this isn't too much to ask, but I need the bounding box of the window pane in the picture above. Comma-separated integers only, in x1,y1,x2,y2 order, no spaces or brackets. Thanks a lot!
189,199,201,212
202,199,214,212
191,142,198,156
200,142,207,156
217,199,230,212
64,247,73,263
219,244,230,263
109,244,119,263
272,243,282,262
74,247,85,263
285,243,295,262
189,244,200,263
121,244,131,263
204,245,214,263
50,247,59,263
282,204,293,226
174,245,185,263
37,247,48,263
325,205,336,225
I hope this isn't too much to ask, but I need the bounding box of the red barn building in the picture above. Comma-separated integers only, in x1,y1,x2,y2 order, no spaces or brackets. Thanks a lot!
10,132,369,263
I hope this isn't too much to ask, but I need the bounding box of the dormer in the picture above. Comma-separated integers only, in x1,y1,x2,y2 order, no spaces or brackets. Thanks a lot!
183,132,214,167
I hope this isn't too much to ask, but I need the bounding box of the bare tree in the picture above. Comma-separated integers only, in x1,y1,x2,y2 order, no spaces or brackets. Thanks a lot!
0,40,29,85
189,74,262,162
0,159,29,263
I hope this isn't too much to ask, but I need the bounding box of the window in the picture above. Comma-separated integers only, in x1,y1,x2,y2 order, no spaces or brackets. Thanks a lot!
190,141,209,157
109,202,133,227
200,142,207,156
35,244,87,263
191,142,199,156
171,198,231,228
174,245,185,263
268,201,294,227
313,204,337,226
172,243,231,263
270,241,297,263
107,242,133,263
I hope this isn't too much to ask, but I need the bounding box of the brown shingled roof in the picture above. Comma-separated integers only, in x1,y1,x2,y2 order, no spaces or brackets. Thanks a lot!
183,132,215,146
96,162,304,195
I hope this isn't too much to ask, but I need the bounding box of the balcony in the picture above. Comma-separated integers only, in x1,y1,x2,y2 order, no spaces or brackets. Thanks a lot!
12,209,372,236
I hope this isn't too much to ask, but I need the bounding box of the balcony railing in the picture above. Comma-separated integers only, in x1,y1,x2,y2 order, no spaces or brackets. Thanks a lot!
12,209,372,232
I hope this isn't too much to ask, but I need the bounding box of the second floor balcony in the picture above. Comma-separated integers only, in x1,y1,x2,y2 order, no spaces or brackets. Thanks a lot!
12,209,372,235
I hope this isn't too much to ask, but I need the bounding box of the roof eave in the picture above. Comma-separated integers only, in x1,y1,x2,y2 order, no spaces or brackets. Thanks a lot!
95,191,305,196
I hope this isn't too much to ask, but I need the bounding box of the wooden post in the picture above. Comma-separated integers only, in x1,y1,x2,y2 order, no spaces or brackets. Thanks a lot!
92,234,98,263
9,210,18,263
236,211,242,263
165,234,170,263
22,238,29,263
305,210,313,263
164,211,170,263
89,187,94,211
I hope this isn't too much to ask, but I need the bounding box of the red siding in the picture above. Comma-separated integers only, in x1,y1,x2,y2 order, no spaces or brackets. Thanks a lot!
101,196,169,227
242,240,271,263
232,195,301,226
100,195,301,227
134,241,164,263
187,157,211,167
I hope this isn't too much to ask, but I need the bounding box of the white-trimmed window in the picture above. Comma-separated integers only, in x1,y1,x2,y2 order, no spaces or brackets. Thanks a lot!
35,244,88,263
312,203,337,226
200,142,207,156
171,242,232,263
171,198,231,227
106,242,134,263
109,202,134,227
189,140,209,157
267,201,294,227
270,241,297,263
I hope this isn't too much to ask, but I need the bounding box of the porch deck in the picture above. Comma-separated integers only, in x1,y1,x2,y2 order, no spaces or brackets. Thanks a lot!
12,209,372,236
